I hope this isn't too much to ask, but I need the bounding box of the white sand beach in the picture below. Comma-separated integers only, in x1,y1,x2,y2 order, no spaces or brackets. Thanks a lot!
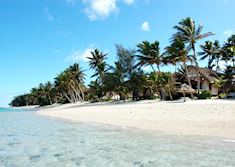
37,99,235,139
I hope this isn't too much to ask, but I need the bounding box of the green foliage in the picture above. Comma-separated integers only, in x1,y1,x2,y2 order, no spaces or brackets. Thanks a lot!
219,93,227,99
10,94,28,107
136,41,163,72
87,80,104,102
11,63,85,107
198,90,212,99
146,95,158,100
10,19,235,107
173,17,214,92
199,40,221,71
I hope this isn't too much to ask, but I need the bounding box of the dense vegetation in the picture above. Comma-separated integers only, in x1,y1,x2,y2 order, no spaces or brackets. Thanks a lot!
10,17,235,106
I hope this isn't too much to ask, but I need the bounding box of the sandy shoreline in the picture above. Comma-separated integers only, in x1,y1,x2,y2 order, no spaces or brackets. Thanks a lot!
37,99,235,139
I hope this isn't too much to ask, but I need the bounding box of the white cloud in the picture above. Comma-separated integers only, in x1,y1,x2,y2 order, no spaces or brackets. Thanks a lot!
66,46,94,62
223,29,235,37
123,0,136,5
81,0,137,20
141,21,150,31
82,0,119,20
44,8,54,21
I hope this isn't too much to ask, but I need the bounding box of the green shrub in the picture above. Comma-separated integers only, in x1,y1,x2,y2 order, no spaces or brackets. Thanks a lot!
198,90,211,99
219,93,227,99
146,95,158,100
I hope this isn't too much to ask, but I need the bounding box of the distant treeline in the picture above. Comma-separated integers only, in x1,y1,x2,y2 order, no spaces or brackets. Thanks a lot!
10,17,235,107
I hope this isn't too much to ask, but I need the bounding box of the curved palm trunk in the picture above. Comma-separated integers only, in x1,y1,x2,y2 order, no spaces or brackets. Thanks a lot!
157,67,165,100
63,92,73,103
78,84,85,102
48,93,53,105
152,64,164,100
168,88,173,100
216,57,220,72
71,85,82,102
70,90,77,102
184,62,194,99
192,43,200,94
208,55,212,69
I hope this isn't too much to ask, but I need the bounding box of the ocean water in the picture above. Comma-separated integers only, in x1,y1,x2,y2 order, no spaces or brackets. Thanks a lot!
0,108,235,167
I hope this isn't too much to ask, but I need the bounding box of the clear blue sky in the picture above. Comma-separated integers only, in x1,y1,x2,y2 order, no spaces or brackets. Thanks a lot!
0,0,234,107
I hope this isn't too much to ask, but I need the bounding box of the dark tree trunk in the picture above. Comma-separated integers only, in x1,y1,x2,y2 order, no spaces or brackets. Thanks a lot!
192,43,200,94
184,62,194,99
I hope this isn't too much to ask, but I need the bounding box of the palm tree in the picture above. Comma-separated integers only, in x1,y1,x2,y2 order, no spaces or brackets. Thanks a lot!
88,80,103,102
199,41,214,69
55,71,77,103
44,81,54,105
88,49,108,99
213,40,222,72
136,41,163,73
222,35,235,67
128,70,148,100
173,17,214,93
136,41,165,99
67,63,86,101
164,38,194,98
155,72,175,100
109,62,127,100
199,40,221,71
88,49,108,80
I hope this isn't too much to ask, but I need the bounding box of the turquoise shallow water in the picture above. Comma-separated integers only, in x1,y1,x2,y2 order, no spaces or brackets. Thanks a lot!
0,108,235,167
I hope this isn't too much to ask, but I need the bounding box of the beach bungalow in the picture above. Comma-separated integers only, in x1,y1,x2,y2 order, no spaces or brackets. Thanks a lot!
182,66,219,96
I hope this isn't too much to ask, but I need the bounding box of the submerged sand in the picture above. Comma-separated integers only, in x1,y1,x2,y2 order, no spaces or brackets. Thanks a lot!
37,99,235,139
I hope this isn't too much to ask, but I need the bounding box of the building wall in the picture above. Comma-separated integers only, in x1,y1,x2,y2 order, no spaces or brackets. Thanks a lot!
201,80,209,90
201,80,218,96
211,86,218,96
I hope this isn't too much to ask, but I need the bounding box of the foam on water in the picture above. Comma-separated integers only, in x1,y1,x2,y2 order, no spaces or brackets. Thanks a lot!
0,110,235,167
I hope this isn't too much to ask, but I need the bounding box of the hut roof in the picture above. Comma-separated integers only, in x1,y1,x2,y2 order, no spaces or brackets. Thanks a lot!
187,65,219,83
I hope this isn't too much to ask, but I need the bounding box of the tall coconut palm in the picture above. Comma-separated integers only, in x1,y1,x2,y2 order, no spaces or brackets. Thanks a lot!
88,49,108,99
199,40,221,71
155,72,175,100
164,38,194,98
222,35,235,67
55,69,83,103
109,62,127,100
136,41,163,73
173,17,214,93
213,40,222,71
88,49,108,81
44,81,54,105
67,63,85,101
199,41,215,69
54,72,73,103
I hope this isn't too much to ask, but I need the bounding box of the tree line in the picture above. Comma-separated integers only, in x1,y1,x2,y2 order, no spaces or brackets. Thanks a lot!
10,17,235,106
